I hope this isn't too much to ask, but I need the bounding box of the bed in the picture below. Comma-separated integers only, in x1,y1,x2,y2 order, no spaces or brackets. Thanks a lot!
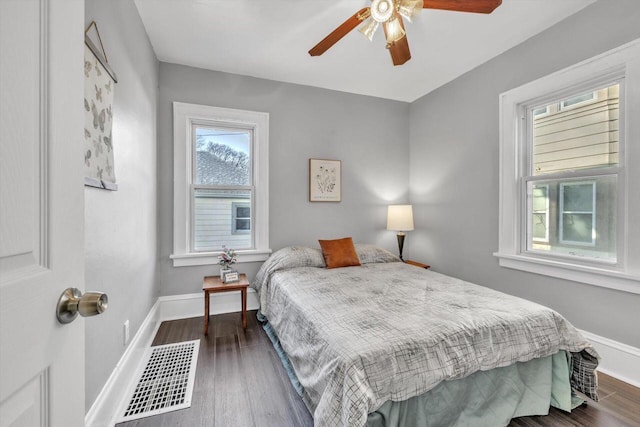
252,244,599,427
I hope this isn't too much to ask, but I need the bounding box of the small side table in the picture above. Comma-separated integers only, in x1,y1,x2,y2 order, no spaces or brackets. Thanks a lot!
202,274,249,336
404,260,430,269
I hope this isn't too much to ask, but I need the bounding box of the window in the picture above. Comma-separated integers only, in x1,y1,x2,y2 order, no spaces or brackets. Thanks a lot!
559,182,595,246
232,202,250,235
496,39,640,294
531,184,549,243
171,102,270,267
532,106,550,117
524,83,619,261
559,90,596,110
193,125,252,251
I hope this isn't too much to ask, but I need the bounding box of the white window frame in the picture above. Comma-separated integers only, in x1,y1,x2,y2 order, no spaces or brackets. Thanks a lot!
495,38,640,295
171,102,270,267
558,181,596,247
530,184,549,243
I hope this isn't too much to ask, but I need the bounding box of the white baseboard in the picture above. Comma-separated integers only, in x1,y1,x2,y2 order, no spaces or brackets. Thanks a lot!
86,292,638,427
159,288,259,321
85,299,161,427
85,289,259,427
579,329,640,388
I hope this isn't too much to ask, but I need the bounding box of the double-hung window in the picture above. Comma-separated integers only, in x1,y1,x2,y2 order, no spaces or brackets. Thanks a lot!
171,102,270,267
525,83,619,261
496,39,640,294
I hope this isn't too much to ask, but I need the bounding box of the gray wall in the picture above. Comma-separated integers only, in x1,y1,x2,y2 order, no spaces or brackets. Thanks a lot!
408,0,640,347
84,0,159,409
81,0,639,412
158,63,410,296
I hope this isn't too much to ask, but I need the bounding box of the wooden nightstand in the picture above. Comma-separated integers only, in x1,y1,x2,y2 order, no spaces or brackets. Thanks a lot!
202,274,249,336
404,260,430,269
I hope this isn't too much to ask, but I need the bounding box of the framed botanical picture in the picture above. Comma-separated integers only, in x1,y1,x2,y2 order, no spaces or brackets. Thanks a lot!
309,159,341,202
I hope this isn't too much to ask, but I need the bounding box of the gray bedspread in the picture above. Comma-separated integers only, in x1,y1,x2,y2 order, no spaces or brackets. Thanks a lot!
253,246,599,427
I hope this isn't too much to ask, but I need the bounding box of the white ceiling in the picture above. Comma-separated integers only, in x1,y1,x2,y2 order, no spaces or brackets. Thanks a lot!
134,0,596,102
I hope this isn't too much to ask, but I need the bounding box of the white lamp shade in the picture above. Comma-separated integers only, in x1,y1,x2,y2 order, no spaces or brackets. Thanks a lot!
387,205,414,231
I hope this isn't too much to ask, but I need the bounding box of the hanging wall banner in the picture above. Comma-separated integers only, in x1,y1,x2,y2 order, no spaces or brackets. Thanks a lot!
83,29,118,190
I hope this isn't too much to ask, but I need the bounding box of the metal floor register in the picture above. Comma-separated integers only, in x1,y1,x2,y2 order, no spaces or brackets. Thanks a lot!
119,340,200,422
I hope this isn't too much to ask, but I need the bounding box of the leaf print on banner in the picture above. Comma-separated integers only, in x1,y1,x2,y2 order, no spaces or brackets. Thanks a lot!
106,105,112,120
95,84,102,102
103,131,112,152
93,138,103,157
95,60,102,76
85,150,92,167
91,100,99,129
84,98,90,112
84,128,91,139
98,109,106,131
104,80,111,94
96,165,103,179
84,60,92,78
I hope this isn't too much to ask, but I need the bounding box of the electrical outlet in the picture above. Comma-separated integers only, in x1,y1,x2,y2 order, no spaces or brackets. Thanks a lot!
124,320,130,346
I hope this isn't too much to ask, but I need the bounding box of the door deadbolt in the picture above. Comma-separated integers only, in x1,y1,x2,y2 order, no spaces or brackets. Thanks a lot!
56,288,108,324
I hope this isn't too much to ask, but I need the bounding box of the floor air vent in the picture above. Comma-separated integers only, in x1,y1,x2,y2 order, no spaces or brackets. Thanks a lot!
119,340,199,422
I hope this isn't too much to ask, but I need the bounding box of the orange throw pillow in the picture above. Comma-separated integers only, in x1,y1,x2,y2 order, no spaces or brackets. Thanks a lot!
318,237,361,269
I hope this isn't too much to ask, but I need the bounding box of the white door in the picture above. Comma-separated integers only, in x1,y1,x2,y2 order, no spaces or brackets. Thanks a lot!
0,0,86,426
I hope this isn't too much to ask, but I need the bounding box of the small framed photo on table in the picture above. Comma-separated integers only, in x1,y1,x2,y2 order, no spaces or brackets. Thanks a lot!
309,159,341,202
221,269,239,283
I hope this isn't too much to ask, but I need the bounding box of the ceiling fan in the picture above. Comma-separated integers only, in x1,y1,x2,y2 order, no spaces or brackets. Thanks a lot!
309,0,502,66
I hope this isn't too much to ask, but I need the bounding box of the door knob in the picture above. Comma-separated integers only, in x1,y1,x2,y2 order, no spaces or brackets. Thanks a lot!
56,288,108,324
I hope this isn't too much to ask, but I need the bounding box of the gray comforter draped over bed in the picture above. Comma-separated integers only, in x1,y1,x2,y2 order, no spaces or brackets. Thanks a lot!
253,246,599,427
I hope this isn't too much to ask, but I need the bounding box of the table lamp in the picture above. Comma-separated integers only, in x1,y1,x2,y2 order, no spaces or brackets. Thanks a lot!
387,205,414,261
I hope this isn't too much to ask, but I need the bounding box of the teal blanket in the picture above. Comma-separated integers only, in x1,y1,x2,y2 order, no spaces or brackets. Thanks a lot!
262,318,582,427
367,351,582,427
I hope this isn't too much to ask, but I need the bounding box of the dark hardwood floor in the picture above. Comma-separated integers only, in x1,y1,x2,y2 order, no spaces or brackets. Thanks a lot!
116,311,640,427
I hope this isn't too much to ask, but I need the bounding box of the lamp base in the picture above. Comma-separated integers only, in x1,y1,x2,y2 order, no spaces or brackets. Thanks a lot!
396,232,405,261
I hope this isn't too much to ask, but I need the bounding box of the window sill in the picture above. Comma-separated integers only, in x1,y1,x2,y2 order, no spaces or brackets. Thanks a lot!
170,249,272,267
493,252,640,295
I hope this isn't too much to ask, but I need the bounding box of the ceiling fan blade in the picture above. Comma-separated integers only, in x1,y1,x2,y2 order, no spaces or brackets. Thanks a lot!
387,36,411,66
309,7,371,56
384,17,411,66
423,0,502,14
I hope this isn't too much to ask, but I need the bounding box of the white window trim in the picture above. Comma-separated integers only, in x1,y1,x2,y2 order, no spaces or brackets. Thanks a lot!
171,102,270,267
495,38,640,295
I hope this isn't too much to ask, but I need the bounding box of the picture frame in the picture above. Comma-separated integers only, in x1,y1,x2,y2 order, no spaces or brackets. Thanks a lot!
309,159,342,202
221,269,239,284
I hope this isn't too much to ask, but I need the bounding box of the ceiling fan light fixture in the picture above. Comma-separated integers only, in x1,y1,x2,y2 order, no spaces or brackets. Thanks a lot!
384,15,405,44
370,0,394,22
308,0,503,66
358,17,380,41
397,0,422,21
